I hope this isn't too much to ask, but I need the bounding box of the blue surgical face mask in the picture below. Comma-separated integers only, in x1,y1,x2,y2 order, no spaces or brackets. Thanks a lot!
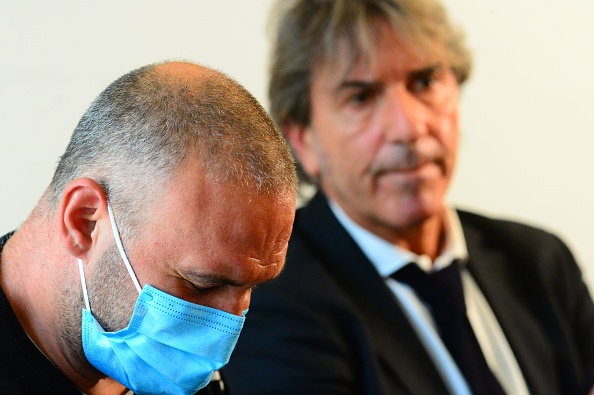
77,203,245,395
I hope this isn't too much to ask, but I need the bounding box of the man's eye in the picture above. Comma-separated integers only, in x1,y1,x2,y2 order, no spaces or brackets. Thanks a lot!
348,86,378,105
409,74,436,92
351,90,370,103
189,281,218,293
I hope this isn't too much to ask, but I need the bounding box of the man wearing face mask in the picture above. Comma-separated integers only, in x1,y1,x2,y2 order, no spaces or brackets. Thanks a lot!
0,61,297,395
224,0,594,394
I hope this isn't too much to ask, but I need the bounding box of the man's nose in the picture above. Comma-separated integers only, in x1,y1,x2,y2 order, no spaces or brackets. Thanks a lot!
218,288,252,317
382,86,429,143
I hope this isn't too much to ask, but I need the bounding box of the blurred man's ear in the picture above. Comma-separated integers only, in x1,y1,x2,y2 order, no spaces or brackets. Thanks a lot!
283,122,321,181
58,178,108,260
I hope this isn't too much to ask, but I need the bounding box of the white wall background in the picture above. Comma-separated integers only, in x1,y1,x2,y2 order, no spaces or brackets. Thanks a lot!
1,1,593,293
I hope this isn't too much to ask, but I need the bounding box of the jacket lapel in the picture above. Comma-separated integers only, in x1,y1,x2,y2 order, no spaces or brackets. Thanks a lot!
460,212,556,395
297,193,449,395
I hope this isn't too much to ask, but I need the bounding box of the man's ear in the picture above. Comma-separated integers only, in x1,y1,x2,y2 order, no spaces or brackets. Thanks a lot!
283,122,321,180
58,178,108,260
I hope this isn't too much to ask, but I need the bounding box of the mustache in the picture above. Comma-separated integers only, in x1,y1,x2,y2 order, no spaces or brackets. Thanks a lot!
369,141,446,175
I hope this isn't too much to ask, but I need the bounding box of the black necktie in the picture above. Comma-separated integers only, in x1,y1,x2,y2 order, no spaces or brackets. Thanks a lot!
392,262,506,395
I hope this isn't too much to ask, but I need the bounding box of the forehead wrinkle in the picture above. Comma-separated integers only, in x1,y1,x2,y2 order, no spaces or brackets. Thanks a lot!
246,249,287,282
253,260,285,283
320,24,446,91
181,251,285,286
247,254,285,270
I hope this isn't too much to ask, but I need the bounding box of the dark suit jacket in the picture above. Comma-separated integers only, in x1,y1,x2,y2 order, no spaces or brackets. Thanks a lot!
225,192,594,395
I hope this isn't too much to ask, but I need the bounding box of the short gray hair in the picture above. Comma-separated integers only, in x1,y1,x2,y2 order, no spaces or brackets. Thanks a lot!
48,61,297,236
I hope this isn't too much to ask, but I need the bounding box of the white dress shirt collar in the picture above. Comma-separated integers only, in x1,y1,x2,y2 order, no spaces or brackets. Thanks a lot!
328,200,468,276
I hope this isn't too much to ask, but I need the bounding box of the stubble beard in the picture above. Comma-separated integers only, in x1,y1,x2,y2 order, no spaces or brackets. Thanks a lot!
57,242,138,375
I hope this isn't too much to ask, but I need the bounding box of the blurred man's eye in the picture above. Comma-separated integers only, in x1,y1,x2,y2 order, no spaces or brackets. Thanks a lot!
407,66,444,94
337,80,382,110
410,74,435,92
350,88,373,104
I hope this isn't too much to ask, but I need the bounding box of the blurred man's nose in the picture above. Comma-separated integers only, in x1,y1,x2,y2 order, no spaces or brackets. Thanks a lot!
383,86,429,143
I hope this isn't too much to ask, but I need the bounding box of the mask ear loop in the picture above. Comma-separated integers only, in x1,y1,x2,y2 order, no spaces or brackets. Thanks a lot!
107,203,142,294
78,258,91,311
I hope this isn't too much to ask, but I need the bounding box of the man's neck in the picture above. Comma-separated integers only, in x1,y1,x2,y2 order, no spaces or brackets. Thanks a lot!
1,218,116,394
390,214,446,260
328,199,447,261
1,203,132,395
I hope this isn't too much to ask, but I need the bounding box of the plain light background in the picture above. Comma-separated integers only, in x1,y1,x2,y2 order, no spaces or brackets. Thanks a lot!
1,1,593,294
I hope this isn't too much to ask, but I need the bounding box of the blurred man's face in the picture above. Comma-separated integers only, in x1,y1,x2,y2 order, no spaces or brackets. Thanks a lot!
291,24,460,243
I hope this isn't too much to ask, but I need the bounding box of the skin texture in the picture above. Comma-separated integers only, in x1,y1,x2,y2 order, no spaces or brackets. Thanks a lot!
57,159,295,387
0,63,296,395
285,23,459,258
101,158,295,319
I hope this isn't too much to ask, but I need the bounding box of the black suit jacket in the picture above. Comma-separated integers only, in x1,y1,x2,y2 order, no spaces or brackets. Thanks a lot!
226,192,594,395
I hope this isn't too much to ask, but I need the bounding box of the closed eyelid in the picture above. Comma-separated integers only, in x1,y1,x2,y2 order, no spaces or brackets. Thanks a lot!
182,257,284,290
181,272,239,289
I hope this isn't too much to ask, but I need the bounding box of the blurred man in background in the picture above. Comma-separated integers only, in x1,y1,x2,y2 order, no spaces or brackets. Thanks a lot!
225,1,594,394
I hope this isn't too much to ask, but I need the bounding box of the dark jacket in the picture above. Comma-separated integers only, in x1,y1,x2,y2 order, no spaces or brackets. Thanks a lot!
226,192,594,395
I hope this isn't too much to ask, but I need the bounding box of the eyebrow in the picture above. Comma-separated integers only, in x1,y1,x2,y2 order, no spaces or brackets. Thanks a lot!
336,64,445,92
336,80,380,93
408,64,444,79
334,80,381,100
183,264,284,289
